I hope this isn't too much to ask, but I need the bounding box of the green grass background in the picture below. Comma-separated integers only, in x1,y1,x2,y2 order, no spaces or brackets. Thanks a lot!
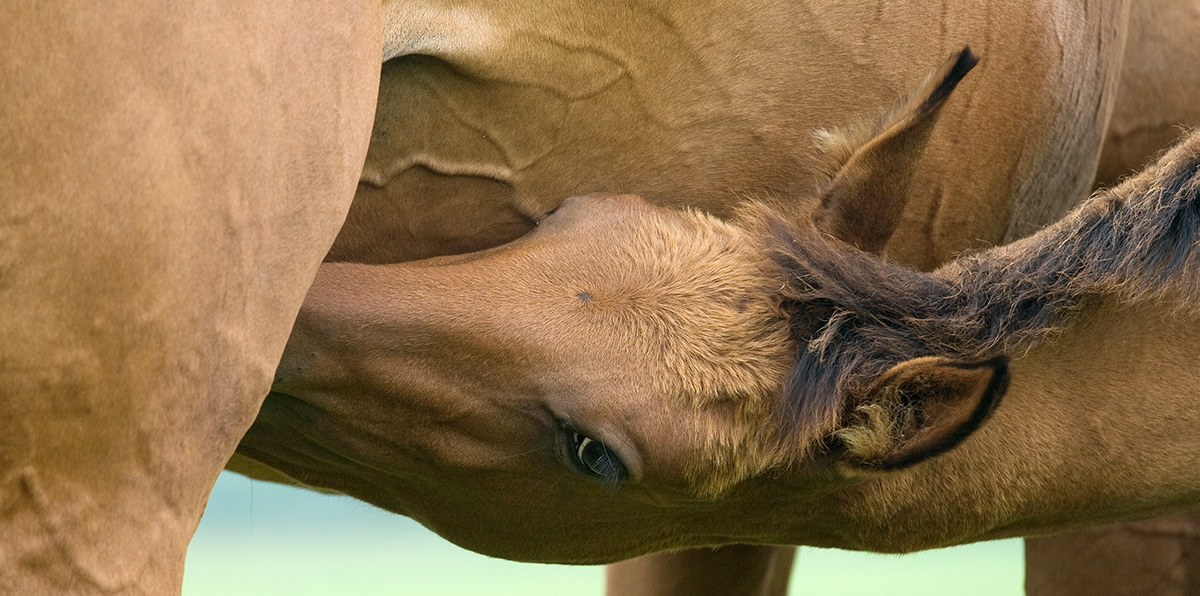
184,471,1024,595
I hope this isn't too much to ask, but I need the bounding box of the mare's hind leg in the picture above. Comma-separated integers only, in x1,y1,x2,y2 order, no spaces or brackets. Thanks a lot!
606,545,794,596
1026,512,1200,596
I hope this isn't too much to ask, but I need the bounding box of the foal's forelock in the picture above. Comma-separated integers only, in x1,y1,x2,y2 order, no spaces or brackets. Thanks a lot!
747,128,1200,461
750,212,952,456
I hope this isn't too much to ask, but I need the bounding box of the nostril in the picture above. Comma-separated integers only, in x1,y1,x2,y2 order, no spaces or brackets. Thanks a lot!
536,195,591,225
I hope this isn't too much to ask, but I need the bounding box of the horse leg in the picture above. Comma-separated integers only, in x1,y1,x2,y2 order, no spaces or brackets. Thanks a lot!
606,545,795,596
1027,512,1200,596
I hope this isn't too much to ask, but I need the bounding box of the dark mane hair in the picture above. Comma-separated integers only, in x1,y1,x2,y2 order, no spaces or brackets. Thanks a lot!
752,128,1200,450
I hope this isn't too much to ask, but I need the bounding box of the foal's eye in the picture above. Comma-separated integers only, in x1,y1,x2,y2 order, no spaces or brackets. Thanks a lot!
570,431,626,485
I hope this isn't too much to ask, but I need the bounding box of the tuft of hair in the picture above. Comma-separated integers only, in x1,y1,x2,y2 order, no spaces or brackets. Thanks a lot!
742,206,950,458
836,400,914,464
952,127,1200,315
745,127,1200,462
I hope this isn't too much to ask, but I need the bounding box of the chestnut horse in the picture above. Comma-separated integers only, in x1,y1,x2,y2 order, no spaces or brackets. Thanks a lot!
329,1,1200,593
252,109,1200,588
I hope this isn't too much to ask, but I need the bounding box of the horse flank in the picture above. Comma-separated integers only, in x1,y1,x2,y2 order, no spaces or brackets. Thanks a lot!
751,128,1200,458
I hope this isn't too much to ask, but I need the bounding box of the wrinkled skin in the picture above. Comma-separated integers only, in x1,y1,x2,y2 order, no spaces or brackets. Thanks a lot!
9,0,1194,594
347,0,1127,269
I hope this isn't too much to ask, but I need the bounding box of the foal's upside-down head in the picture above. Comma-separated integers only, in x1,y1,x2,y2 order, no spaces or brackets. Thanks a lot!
237,49,1072,561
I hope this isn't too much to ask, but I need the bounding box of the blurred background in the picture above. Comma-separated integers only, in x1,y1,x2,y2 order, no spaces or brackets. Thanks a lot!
184,471,1024,595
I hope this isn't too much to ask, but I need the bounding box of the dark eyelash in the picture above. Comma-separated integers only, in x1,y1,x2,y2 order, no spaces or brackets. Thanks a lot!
591,442,624,490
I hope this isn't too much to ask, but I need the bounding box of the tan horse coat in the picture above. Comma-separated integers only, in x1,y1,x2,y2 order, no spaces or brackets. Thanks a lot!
252,120,1200,565
322,1,1194,594
2,0,1191,593
345,0,1126,270
0,2,379,593
245,1,1200,594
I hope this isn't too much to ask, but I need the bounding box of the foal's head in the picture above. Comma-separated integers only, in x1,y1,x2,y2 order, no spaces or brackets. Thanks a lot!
242,49,1006,562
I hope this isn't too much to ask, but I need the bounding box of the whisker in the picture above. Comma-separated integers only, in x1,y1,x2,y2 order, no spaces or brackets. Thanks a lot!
519,474,566,506
516,478,546,502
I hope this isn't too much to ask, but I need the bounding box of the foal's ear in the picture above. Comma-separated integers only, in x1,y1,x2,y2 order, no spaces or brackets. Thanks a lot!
812,48,977,254
836,355,1007,471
